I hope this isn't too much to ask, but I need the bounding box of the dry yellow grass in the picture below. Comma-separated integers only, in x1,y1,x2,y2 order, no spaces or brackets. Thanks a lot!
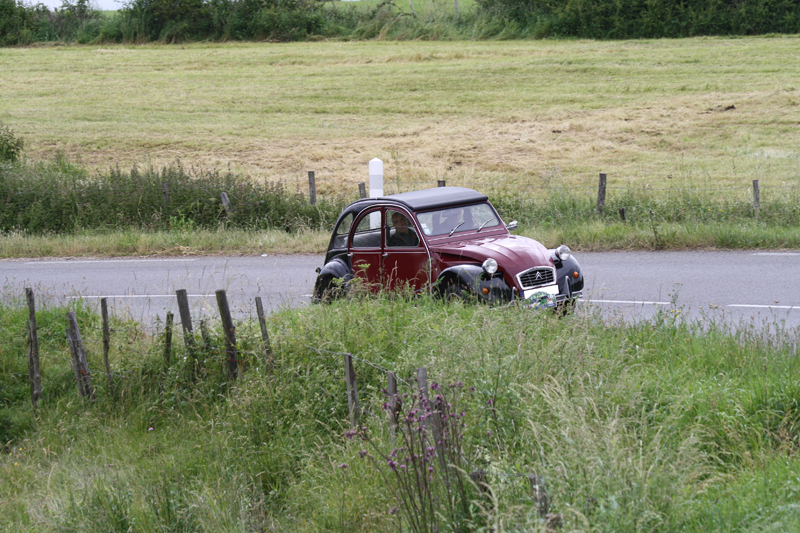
2,37,799,196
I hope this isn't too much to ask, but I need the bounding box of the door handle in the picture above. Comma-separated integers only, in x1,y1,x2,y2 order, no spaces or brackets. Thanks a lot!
382,253,388,257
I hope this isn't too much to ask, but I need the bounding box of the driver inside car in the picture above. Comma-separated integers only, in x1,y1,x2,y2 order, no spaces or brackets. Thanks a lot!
388,212,419,247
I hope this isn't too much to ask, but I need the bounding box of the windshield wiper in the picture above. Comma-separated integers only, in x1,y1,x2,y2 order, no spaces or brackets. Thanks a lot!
477,217,494,232
448,221,465,236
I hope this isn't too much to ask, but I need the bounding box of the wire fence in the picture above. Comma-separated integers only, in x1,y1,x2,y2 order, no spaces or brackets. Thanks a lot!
21,285,551,499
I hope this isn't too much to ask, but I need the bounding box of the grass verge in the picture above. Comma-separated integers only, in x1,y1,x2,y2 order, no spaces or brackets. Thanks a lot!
2,294,799,531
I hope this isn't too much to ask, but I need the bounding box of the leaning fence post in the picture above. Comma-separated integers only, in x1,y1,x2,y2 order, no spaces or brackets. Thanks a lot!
437,180,446,187
100,298,113,395
254,296,273,363
175,289,197,381
529,475,549,517
220,192,234,216
344,353,359,428
596,173,607,214
163,311,174,369
358,182,367,199
753,179,760,218
216,289,238,380
25,288,41,410
66,311,94,400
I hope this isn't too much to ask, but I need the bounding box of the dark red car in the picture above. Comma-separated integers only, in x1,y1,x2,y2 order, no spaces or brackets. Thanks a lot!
313,187,583,309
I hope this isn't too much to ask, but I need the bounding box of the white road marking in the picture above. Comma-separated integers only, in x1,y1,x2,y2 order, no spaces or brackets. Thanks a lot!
67,294,208,299
751,253,800,256
588,299,670,305
728,304,798,310
27,259,197,264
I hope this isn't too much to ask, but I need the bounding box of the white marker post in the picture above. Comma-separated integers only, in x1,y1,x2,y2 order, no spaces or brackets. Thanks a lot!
369,158,384,229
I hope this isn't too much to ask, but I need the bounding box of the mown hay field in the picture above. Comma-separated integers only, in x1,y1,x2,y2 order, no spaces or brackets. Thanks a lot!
2,36,800,196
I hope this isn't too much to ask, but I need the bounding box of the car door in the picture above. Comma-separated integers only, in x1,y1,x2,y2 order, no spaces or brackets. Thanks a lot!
384,208,430,293
349,208,384,293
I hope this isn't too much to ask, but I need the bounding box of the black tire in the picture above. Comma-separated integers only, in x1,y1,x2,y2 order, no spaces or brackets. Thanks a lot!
556,298,577,316
313,275,344,303
444,281,469,302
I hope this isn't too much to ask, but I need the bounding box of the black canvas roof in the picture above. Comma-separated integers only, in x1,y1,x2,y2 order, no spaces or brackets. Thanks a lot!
380,187,488,211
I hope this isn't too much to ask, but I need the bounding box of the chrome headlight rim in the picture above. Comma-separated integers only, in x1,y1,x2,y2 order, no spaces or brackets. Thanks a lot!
555,244,571,262
482,258,498,275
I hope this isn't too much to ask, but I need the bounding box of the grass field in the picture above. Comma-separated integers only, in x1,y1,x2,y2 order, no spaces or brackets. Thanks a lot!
2,36,800,197
2,296,800,531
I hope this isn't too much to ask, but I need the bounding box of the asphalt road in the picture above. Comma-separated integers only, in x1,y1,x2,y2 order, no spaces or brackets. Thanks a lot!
2,251,799,331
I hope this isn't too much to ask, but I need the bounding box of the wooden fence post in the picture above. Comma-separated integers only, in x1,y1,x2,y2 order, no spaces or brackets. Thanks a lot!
416,367,446,472
344,353,359,428
596,173,607,214
25,288,41,410
66,311,93,400
216,289,238,380
528,475,549,517
753,179,760,218
100,298,113,395
308,171,317,205
163,311,174,369
618,207,626,223
162,182,169,211
175,289,197,381
200,318,211,353
469,470,493,510
220,192,234,216
437,180,446,187
358,182,367,199
254,296,272,363
387,371,398,446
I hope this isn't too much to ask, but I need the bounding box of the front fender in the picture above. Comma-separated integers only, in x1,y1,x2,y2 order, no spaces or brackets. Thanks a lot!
438,264,512,304
555,255,583,299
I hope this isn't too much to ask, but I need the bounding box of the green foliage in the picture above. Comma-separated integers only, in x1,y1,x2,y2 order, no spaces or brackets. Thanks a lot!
0,0,115,44
476,0,800,38
4,0,800,44
0,123,23,163
0,156,345,234
1,295,800,530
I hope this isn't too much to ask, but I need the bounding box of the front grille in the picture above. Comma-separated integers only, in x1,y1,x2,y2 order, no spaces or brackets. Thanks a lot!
517,267,555,289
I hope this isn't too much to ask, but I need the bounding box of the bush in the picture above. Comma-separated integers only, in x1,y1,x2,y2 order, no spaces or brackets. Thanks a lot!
476,0,800,38
0,123,23,163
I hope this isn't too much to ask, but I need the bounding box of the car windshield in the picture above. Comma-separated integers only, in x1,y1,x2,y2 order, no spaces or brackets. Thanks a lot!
415,203,501,237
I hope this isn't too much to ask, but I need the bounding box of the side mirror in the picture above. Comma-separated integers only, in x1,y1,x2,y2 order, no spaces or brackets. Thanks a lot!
506,220,518,231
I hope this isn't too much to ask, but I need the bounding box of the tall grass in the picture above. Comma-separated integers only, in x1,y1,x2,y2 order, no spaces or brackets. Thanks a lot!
0,156,345,234
3,155,800,252
2,294,799,531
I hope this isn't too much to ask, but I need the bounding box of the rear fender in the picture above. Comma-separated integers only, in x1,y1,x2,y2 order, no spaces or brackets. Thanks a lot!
313,255,353,300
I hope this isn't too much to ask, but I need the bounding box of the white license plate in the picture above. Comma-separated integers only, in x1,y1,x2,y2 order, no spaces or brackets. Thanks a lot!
521,284,559,309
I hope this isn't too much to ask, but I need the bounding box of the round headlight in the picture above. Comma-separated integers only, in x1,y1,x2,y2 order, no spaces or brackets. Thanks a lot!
556,244,571,262
482,258,498,275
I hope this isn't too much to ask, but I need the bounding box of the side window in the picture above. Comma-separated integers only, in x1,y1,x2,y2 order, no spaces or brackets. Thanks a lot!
386,210,420,248
331,213,354,249
351,210,382,248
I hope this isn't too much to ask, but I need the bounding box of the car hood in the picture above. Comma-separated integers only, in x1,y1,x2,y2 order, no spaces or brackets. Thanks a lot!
430,235,554,269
